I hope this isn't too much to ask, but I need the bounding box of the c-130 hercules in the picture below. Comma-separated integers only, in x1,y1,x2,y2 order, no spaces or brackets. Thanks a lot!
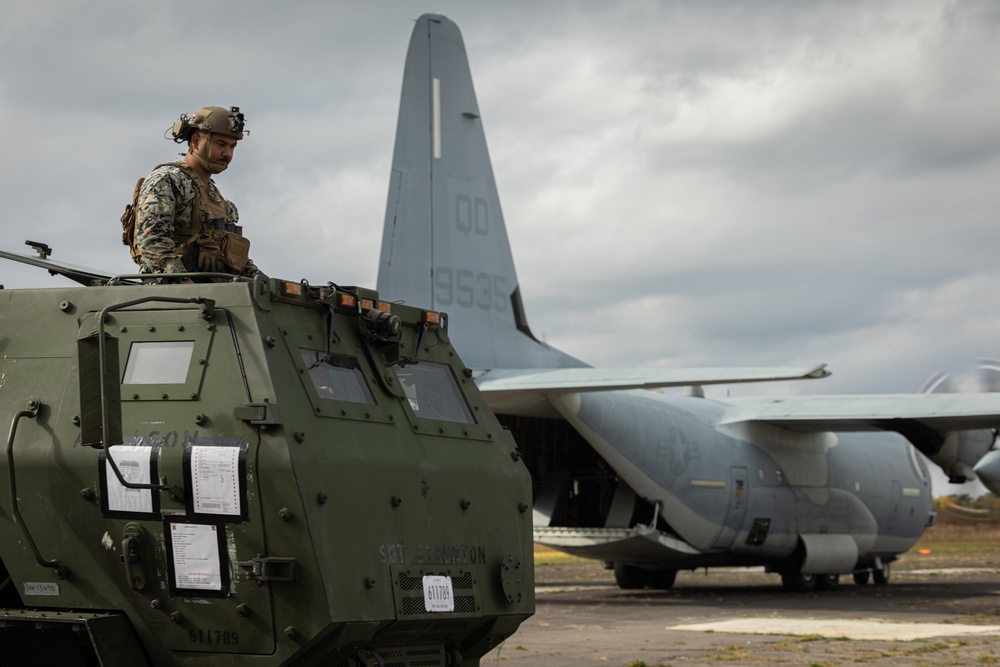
378,13,1000,592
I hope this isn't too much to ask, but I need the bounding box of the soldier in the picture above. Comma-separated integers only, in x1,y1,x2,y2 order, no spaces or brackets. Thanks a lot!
127,105,259,280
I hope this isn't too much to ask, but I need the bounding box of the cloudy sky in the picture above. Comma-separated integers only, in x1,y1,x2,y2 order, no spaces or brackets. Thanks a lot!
3,1,1000,490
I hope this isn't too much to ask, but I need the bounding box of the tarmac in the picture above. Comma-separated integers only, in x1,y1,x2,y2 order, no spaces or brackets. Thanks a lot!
483,549,1000,666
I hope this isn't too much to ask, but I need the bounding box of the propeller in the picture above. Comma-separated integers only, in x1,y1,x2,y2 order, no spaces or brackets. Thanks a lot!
978,358,1000,393
919,371,955,395
920,363,999,491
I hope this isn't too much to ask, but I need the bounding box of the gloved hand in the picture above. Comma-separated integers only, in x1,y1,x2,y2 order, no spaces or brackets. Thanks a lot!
197,236,224,273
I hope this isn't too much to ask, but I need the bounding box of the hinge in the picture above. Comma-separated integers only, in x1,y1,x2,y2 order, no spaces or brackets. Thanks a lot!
234,402,282,425
236,555,297,582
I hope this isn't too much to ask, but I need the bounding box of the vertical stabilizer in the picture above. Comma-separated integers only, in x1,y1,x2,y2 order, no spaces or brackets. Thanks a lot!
379,14,584,370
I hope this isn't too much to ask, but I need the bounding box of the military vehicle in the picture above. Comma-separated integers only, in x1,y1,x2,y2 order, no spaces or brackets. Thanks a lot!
0,243,534,666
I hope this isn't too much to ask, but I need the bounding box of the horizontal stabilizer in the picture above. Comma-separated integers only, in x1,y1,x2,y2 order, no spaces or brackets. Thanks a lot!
478,364,830,395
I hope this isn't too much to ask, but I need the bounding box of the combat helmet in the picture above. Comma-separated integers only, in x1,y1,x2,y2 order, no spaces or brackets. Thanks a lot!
171,106,246,143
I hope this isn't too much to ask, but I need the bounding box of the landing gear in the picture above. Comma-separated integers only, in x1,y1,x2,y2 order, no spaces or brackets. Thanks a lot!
777,548,846,593
612,563,677,590
779,569,842,592
647,569,678,590
779,567,817,593
613,562,647,589
852,563,890,586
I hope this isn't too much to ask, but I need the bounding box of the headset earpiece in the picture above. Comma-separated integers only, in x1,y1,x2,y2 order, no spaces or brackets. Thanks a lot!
171,115,192,143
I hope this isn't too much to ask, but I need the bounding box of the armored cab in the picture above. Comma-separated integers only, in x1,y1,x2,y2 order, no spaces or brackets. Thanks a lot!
0,256,534,666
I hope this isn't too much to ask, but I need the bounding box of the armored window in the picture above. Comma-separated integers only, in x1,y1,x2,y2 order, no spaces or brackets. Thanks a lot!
393,362,475,424
122,341,195,385
299,349,375,405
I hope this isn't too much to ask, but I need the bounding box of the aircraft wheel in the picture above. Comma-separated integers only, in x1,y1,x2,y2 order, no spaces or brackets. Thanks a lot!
815,574,840,591
853,571,871,586
647,569,678,590
613,562,648,590
780,565,816,593
872,562,891,586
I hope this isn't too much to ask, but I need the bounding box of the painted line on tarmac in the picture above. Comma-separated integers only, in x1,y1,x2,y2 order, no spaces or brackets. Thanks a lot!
667,618,1000,641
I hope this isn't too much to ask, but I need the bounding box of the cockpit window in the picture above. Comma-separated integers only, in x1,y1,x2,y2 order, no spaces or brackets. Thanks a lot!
299,349,375,405
122,341,195,385
393,362,475,424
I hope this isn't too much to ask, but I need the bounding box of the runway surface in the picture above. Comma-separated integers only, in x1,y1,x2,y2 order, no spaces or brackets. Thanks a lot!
484,550,1000,666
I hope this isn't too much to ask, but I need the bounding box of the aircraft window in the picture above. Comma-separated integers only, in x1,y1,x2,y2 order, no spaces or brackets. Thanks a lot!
122,341,195,385
299,349,375,405
393,362,475,424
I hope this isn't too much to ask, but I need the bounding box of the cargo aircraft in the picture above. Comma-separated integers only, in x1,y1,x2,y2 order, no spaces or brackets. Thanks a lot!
376,14,1000,592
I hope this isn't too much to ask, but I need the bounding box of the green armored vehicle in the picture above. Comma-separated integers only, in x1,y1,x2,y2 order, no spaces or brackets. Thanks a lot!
0,246,534,666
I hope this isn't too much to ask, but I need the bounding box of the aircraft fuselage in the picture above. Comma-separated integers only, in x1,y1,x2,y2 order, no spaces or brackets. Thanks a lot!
536,390,931,573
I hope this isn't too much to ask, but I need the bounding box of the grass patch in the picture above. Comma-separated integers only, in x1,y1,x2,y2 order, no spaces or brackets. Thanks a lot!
708,645,753,662
912,538,1000,555
534,545,592,566
918,522,1000,547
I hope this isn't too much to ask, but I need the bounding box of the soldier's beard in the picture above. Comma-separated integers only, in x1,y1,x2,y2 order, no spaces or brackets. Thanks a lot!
190,138,230,174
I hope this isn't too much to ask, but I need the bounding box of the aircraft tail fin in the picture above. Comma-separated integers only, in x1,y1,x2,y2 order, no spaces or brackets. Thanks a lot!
378,14,583,370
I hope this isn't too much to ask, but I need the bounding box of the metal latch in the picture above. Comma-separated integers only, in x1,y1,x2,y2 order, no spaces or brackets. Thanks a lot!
234,402,282,425
121,523,146,591
236,555,297,582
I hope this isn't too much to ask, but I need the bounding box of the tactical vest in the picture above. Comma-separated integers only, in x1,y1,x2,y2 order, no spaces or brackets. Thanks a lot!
121,162,250,274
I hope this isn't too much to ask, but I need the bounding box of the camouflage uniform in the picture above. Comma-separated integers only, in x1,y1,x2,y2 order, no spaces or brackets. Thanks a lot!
134,161,258,277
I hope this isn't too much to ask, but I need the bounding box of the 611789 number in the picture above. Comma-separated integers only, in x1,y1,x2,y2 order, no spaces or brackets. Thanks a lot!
189,628,239,646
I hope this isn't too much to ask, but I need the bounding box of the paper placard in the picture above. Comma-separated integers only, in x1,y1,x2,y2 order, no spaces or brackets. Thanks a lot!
101,444,158,518
183,441,248,522
191,445,241,516
423,575,455,612
169,522,223,591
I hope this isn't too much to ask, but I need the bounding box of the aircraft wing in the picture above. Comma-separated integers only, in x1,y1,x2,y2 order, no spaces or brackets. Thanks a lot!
717,393,1000,433
479,365,1000,447
477,364,830,394
477,364,830,418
